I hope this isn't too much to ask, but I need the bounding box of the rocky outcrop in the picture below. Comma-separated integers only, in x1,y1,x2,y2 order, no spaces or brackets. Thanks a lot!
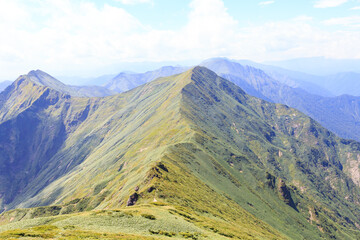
278,179,297,211
126,192,139,206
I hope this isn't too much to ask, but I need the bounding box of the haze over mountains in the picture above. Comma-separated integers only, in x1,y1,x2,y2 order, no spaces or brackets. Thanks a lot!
104,66,189,93
44,57,360,98
266,57,360,76
0,81,12,92
3,67,360,239
319,72,360,96
3,57,360,97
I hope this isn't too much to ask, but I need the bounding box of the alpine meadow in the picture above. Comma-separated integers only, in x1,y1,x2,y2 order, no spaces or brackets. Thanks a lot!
1,0,360,239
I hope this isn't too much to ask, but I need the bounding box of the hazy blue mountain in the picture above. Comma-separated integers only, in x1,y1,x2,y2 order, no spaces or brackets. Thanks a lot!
200,58,315,103
201,58,360,141
104,66,189,92
0,81,12,92
266,57,360,76
236,59,333,97
240,59,360,97
58,74,116,86
317,72,360,96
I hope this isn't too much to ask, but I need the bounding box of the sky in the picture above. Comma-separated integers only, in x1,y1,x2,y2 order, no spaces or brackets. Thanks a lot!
1,0,360,80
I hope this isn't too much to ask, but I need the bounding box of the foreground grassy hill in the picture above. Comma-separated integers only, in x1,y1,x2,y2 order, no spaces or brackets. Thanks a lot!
1,67,360,239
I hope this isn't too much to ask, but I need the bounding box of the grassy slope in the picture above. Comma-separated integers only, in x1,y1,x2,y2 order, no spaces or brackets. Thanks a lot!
175,68,360,239
0,68,285,239
2,67,360,239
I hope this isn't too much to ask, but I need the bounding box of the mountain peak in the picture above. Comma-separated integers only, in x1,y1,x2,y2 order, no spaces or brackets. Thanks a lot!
26,69,66,88
188,66,218,82
15,70,114,97
28,69,48,76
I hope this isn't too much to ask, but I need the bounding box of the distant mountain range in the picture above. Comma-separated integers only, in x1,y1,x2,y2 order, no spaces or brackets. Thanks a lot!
100,58,360,97
2,67,360,239
104,66,189,92
316,72,360,96
4,59,360,143
236,59,334,97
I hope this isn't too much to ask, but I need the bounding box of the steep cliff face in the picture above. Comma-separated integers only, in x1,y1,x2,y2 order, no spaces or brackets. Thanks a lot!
0,75,101,211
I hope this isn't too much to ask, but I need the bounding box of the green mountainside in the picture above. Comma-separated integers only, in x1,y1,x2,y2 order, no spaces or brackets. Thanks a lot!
1,67,360,239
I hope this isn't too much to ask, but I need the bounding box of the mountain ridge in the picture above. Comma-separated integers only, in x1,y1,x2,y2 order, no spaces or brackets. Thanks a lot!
2,67,360,239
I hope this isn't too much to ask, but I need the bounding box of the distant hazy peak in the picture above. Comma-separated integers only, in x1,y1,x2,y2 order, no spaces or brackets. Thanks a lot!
189,66,218,80
200,58,269,76
159,65,180,70
114,65,188,78
202,59,280,91
105,65,190,93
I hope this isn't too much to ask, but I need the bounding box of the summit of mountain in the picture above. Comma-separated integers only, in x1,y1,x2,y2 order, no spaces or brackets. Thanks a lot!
15,70,115,98
27,70,68,89
2,67,360,239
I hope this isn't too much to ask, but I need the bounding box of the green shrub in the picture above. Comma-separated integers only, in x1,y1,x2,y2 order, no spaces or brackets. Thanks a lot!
180,232,199,239
149,229,176,237
141,213,156,220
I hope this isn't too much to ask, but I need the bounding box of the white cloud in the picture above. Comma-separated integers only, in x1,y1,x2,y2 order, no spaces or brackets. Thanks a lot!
115,0,152,5
293,15,313,22
0,0,146,78
259,1,275,6
1,0,360,80
314,0,348,8
323,16,360,26
350,6,360,10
